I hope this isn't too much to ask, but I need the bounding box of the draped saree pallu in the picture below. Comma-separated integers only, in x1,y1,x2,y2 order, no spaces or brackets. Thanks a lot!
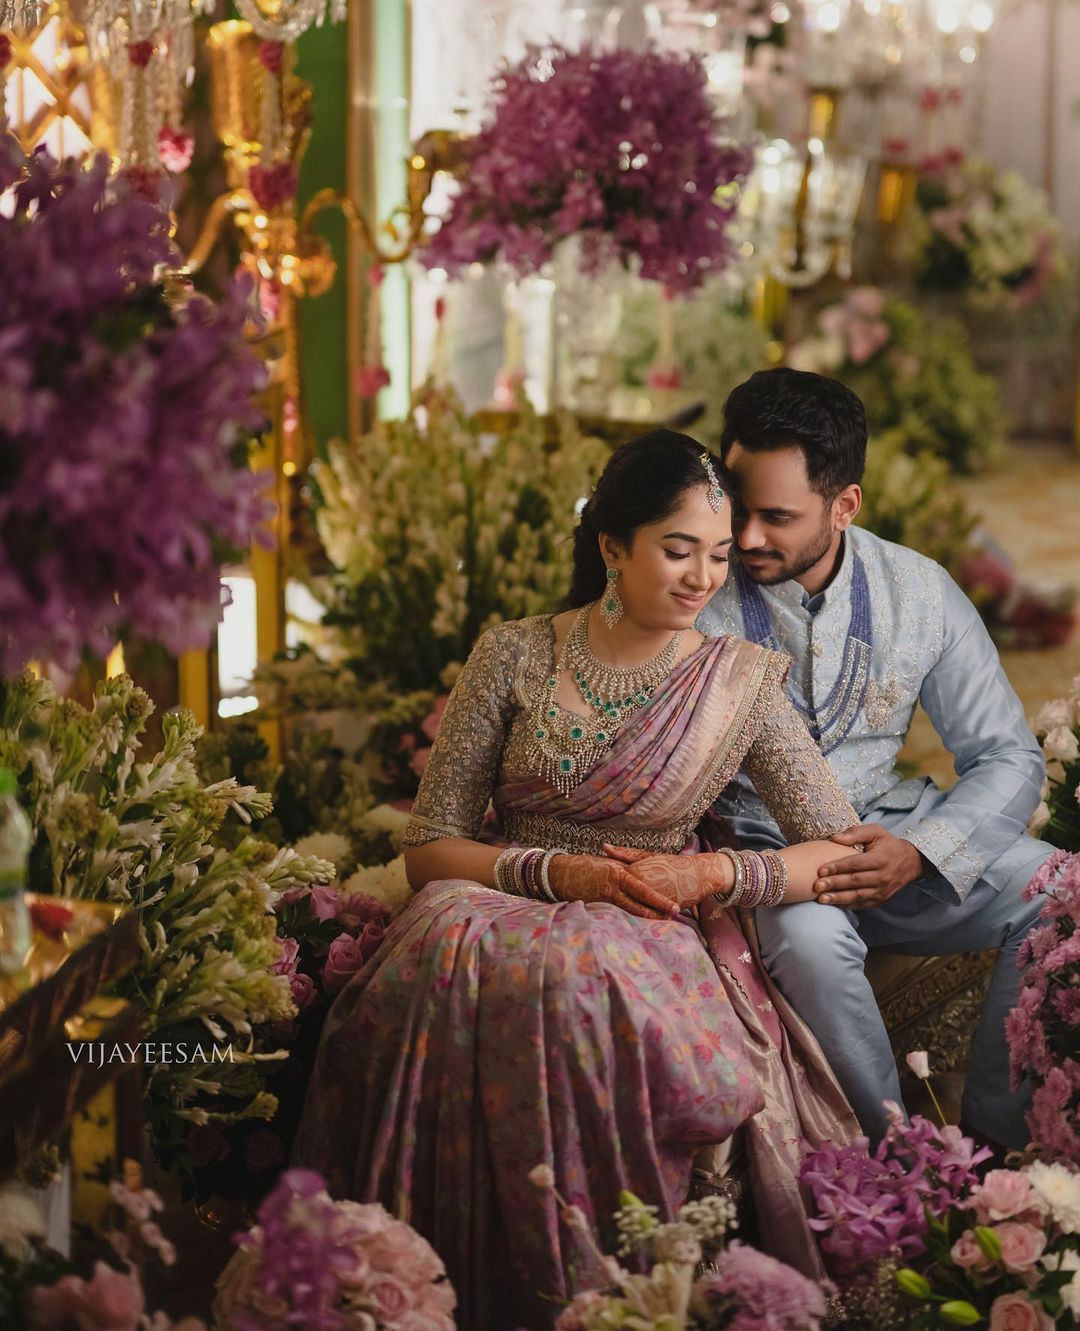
293,618,860,1330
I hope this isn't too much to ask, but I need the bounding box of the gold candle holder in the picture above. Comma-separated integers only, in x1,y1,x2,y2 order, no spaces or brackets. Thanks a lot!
207,19,262,187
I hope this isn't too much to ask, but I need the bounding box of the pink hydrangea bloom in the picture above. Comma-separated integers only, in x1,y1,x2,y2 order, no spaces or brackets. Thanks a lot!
692,1241,826,1330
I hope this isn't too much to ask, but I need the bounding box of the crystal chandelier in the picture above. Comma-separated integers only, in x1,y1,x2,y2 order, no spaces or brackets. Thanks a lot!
738,136,867,287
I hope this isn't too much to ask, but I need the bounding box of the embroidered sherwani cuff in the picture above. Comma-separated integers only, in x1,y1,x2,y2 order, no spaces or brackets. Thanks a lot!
899,819,983,900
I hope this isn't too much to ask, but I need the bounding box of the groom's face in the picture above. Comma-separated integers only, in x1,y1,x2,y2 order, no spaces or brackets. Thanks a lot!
724,442,847,589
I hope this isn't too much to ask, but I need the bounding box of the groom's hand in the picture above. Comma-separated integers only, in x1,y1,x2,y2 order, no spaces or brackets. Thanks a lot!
812,824,927,909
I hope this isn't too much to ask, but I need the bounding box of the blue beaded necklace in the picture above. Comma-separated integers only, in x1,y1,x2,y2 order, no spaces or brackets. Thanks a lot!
736,551,873,755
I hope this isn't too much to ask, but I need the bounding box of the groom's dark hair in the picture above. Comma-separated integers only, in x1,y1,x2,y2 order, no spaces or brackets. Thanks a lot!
719,367,867,498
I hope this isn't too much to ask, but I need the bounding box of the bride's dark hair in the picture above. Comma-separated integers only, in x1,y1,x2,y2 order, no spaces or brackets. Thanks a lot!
566,429,728,609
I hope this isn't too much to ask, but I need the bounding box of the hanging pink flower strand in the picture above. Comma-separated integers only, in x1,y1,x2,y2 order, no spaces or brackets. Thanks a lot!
355,263,391,400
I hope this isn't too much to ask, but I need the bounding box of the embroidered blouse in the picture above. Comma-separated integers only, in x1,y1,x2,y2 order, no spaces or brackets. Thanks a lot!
403,616,858,856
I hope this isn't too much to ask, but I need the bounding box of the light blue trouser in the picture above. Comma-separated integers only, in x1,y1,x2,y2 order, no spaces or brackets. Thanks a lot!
755,846,1052,1147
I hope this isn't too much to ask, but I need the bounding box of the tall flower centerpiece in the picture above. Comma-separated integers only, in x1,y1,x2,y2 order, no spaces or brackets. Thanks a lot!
422,44,751,291
0,140,271,676
421,43,752,409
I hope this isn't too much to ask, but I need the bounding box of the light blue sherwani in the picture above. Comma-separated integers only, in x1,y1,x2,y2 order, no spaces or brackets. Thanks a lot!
699,525,1052,1145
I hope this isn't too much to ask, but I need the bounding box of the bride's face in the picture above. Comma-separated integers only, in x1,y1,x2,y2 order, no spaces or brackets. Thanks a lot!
605,483,733,631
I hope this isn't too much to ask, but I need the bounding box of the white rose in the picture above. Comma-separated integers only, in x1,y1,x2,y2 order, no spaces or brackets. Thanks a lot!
1027,1161,1080,1233
1034,699,1074,734
1043,726,1080,764
1029,801,1051,834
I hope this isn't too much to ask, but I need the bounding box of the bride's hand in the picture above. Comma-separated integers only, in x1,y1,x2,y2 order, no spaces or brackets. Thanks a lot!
602,844,731,910
548,854,680,921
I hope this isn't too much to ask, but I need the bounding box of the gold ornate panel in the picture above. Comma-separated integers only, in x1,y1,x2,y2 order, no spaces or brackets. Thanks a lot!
3,5,97,157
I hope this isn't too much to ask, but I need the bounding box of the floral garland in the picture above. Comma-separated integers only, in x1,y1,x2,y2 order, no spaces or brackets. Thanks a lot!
909,157,1065,311
0,140,271,676
420,44,752,293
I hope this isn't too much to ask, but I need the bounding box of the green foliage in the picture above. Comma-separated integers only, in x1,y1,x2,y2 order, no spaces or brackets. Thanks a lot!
313,393,609,693
848,301,1006,475
0,673,334,1170
857,431,979,574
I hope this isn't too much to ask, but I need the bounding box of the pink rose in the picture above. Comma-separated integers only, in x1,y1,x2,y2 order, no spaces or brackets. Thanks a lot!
355,920,386,964
186,1123,231,1168
271,936,300,976
371,1276,412,1318
322,933,370,994
989,1292,1053,1331
971,1170,1042,1223
31,1260,145,1331
409,746,432,778
309,885,344,922
242,1129,285,1174
335,893,388,931
420,695,449,743
950,1230,990,1270
289,971,316,1011
996,1222,1047,1273
276,883,310,909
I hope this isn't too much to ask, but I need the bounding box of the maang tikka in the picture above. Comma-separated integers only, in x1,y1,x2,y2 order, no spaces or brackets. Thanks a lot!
600,567,623,628
700,452,726,514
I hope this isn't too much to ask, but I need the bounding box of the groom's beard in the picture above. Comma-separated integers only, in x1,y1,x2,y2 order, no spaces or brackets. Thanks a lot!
735,517,835,587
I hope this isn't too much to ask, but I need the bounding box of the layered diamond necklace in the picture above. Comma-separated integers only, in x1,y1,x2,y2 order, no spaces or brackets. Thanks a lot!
528,603,683,796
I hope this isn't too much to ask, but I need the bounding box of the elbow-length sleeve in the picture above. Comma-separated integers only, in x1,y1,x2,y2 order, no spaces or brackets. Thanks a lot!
402,625,521,847
741,672,860,845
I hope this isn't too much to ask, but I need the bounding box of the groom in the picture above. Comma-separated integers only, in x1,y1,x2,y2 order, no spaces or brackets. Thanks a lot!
699,366,1053,1150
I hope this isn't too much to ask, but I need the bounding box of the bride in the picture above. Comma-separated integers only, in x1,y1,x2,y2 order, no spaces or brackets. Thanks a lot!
294,429,862,1329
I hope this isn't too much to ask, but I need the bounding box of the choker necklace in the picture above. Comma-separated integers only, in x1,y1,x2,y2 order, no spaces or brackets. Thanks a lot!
527,605,683,796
